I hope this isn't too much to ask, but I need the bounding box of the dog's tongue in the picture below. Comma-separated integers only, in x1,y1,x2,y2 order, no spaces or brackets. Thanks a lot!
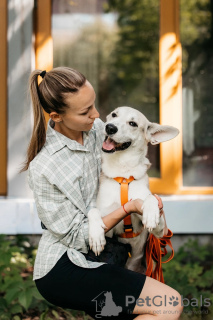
102,138,116,151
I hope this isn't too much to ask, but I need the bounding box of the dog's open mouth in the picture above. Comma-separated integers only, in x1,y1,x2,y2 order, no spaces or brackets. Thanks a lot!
102,136,131,153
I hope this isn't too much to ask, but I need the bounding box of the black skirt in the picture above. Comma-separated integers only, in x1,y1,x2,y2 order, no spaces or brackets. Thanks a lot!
35,251,146,319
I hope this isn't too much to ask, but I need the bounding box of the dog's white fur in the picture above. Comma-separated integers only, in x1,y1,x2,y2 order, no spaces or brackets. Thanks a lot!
88,106,179,273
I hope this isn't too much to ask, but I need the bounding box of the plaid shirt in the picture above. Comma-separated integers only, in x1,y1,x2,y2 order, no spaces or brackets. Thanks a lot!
28,118,106,280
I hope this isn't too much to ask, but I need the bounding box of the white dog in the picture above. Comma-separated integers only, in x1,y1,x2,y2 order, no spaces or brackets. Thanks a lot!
88,106,179,273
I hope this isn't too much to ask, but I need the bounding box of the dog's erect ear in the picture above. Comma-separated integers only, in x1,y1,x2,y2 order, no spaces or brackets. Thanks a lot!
146,123,179,145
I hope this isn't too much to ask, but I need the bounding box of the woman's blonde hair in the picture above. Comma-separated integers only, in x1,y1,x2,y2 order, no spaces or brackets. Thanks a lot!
20,67,86,172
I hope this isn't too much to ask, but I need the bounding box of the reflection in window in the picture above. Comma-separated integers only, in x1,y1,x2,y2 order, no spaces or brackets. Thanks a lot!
52,0,160,177
181,0,213,186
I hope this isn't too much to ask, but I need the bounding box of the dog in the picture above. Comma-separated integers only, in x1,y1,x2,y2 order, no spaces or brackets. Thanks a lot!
88,106,179,273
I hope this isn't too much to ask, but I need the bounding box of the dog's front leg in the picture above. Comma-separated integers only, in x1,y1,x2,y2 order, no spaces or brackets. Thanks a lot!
142,194,160,232
88,208,107,256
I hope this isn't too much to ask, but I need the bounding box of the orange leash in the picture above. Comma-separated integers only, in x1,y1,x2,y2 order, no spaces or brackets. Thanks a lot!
113,176,174,283
145,229,174,283
113,176,142,238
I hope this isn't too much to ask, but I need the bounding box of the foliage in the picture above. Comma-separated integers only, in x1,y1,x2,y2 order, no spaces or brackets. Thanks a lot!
0,234,212,319
104,0,159,96
163,238,213,320
0,234,92,320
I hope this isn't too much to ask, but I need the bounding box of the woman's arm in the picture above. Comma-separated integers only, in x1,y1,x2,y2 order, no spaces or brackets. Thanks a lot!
101,200,141,233
31,172,91,253
101,197,168,238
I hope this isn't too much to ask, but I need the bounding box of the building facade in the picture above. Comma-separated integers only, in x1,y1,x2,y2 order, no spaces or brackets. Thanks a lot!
0,0,212,237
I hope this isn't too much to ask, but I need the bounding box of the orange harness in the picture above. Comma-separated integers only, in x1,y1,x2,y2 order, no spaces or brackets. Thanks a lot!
113,176,174,283
113,176,142,238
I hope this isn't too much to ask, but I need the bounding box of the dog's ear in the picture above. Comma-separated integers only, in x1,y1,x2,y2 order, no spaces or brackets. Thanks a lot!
146,123,179,145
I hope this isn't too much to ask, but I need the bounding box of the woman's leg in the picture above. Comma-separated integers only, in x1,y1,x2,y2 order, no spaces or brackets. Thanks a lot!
132,276,183,319
35,253,183,320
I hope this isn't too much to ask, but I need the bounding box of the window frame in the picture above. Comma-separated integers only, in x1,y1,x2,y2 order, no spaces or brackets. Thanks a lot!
0,0,7,196
34,0,53,124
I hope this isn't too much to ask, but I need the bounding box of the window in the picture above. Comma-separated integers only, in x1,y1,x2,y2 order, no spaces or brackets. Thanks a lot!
181,0,213,187
52,0,160,178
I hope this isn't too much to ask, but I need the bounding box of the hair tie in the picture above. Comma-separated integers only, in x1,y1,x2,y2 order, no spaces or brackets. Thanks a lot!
40,70,46,79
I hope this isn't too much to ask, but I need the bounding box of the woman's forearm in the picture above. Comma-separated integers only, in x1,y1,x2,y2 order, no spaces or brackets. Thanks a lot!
101,198,168,236
101,201,133,233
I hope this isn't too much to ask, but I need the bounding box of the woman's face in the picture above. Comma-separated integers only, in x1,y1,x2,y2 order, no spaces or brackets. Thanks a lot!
51,80,100,132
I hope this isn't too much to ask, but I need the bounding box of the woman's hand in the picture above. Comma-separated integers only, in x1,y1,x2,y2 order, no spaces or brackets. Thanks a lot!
125,194,169,236
125,195,163,216
124,198,143,215
153,194,163,217
154,194,168,236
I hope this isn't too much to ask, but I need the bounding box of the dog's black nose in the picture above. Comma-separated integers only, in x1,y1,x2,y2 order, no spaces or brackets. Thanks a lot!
106,124,118,135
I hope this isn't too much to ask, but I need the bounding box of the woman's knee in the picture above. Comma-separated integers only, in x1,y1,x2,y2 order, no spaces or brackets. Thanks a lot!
132,276,183,319
168,290,183,319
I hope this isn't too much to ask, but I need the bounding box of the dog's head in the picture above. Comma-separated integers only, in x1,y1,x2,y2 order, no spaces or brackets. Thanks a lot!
102,106,179,154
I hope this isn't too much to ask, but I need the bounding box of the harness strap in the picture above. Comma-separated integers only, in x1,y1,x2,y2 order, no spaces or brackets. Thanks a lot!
145,229,174,283
113,176,142,238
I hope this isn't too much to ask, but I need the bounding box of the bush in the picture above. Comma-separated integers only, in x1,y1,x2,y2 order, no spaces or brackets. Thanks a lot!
0,234,92,320
0,234,212,319
163,238,213,320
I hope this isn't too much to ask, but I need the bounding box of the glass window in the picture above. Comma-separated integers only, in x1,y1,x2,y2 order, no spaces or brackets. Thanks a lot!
181,0,213,186
52,0,160,177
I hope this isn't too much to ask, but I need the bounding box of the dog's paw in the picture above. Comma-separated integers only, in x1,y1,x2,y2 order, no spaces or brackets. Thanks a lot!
88,208,107,256
142,195,160,232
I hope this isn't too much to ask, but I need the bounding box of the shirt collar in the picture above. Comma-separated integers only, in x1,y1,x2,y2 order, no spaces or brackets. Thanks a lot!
44,119,95,155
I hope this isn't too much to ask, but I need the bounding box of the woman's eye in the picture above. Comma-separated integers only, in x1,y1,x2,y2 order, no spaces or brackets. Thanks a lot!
112,113,117,117
80,105,94,115
129,121,138,127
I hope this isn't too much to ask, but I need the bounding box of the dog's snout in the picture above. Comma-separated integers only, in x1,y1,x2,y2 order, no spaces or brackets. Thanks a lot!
106,124,118,135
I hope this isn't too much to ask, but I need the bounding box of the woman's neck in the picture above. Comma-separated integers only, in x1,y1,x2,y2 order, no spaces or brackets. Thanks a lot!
53,122,83,145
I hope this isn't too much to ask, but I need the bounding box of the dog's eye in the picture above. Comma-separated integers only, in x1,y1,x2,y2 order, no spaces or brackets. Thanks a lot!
112,113,117,118
129,121,138,127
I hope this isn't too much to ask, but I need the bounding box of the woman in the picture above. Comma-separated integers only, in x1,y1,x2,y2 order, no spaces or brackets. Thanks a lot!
21,67,183,320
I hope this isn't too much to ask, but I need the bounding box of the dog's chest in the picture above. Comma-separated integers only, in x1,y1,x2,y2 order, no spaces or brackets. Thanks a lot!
97,175,150,211
96,175,150,235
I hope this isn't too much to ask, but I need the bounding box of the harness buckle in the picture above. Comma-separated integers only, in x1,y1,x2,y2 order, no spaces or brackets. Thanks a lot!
124,224,133,233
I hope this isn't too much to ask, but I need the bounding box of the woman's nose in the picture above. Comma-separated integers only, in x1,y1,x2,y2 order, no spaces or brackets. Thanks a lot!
91,107,100,119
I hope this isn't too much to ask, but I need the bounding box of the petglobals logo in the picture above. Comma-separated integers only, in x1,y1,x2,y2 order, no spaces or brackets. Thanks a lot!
125,294,211,308
91,291,212,318
181,295,211,307
92,291,122,318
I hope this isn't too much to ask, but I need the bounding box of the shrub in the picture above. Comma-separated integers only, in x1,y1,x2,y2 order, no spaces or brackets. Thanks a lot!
0,234,212,319
163,238,213,320
0,234,91,320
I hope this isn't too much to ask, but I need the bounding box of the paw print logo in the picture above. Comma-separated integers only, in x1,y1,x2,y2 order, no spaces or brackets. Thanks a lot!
169,296,179,306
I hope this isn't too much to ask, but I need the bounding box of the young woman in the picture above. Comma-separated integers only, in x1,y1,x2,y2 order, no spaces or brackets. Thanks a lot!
21,67,183,320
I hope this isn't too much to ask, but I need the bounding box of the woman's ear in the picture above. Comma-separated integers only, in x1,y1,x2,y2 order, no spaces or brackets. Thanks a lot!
145,122,179,145
49,112,62,123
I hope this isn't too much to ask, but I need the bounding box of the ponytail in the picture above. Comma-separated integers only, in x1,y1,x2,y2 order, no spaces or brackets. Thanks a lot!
19,70,46,173
19,67,86,173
